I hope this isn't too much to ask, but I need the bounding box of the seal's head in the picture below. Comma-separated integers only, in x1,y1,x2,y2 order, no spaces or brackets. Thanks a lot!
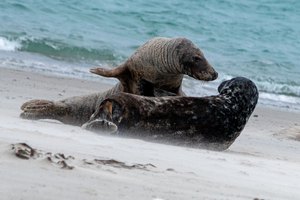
177,38,218,81
218,77,259,107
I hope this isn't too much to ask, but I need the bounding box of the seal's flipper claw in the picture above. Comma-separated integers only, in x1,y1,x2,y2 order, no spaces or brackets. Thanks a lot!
20,111,45,120
20,108,54,120
82,119,118,134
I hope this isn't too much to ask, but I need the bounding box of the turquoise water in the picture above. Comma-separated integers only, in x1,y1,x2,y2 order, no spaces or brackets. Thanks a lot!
0,0,299,109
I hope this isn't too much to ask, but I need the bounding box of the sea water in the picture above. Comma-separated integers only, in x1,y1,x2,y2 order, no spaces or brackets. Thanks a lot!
0,0,299,110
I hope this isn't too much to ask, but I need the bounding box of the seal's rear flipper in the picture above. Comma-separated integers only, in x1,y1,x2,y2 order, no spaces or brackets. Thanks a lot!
90,64,134,92
20,99,69,121
90,64,129,79
91,66,179,97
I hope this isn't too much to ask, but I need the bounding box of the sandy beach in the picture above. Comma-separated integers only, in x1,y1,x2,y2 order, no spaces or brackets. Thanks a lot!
1,67,300,200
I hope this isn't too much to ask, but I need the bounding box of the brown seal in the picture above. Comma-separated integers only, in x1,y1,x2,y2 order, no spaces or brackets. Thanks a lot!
20,37,218,125
90,37,218,95
83,77,259,151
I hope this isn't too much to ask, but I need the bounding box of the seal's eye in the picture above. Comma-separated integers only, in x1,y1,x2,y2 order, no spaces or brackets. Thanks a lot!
193,56,204,62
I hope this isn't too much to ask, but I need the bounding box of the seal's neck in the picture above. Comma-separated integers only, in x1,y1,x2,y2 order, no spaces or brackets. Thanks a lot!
222,88,258,134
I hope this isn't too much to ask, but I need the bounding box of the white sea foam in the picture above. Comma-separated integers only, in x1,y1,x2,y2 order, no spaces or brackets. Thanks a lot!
0,37,21,51
259,92,300,108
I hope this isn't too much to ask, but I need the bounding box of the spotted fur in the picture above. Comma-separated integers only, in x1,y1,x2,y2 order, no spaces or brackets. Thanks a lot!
85,77,259,151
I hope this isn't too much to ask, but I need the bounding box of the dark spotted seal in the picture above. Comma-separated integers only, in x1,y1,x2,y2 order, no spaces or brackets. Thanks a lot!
20,37,218,126
83,77,259,151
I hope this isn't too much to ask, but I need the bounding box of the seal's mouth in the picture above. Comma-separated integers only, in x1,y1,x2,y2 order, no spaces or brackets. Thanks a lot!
185,63,218,81
207,71,218,81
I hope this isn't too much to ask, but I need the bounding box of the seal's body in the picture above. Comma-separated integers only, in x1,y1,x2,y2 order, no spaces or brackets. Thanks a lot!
21,37,217,126
84,77,259,150
91,37,218,95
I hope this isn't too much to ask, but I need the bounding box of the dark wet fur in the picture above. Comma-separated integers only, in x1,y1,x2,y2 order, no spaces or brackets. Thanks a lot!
87,77,259,151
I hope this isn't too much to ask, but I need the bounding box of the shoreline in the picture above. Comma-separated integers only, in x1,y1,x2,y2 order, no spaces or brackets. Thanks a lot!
1,66,300,199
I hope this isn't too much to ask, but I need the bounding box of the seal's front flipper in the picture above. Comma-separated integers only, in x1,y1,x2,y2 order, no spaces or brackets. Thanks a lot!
82,119,118,134
20,99,69,121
